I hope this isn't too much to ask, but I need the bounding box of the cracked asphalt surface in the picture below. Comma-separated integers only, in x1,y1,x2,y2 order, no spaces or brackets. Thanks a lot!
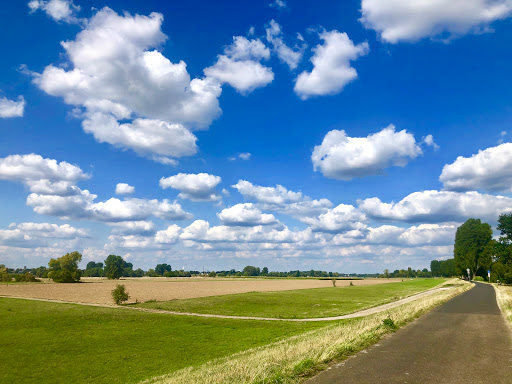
308,283,512,384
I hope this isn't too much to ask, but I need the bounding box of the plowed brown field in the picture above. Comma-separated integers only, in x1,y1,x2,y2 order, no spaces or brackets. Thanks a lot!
0,277,403,305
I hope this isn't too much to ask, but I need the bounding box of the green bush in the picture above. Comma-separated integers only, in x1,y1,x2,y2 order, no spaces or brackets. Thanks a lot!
382,317,397,330
1,273,12,282
48,252,82,283
504,273,512,285
112,284,130,305
14,273,40,283
474,276,485,282
208,271,217,277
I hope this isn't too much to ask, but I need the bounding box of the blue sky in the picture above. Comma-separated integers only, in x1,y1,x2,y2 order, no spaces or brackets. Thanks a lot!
1,0,512,272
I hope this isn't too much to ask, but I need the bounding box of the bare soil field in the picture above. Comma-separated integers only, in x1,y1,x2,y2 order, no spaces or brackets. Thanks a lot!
0,277,404,305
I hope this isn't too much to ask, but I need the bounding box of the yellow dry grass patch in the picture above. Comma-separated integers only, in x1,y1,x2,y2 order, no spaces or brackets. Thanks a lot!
494,284,512,324
142,279,471,384
0,277,404,305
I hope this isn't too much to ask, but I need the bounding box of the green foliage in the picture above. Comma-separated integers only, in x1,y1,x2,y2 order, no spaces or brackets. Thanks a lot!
208,271,217,277
13,272,39,282
0,266,10,282
497,213,512,241
48,251,82,283
112,284,130,305
504,273,512,285
155,263,172,276
243,265,260,276
454,218,492,278
382,317,397,330
104,254,125,280
293,358,316,376
473,276,484,282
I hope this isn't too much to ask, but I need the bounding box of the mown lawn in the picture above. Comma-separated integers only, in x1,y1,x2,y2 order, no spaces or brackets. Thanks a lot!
134,279,446,319
0,298,331,384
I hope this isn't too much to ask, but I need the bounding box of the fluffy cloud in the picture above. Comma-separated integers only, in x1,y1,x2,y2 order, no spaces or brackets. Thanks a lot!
204,36,274,94
0,153,89,194
301,204,367,233
82,114,198,162
217,203,278,226
360,0,512,43
365,224,457,246
0,222,88,247
440,143,512,192
115,183,135,195
232,179,332,218
32,8,221,162
160,173,222,202
28,0,80,23
0,95,25,118
359,190,512,223
269,0,287,9
294,30,369,99
266,20,304,70
312,125,423,180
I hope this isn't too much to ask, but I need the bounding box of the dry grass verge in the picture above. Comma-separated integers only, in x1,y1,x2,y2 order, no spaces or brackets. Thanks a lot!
142,279,471,384
494,284,512,325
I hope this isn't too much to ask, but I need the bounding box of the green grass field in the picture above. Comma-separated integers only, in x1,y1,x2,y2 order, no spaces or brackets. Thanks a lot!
0,298,330,384
134,279,446,319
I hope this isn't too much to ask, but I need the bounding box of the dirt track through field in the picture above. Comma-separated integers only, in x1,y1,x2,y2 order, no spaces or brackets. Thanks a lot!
0,285,451,321
0,277,403,305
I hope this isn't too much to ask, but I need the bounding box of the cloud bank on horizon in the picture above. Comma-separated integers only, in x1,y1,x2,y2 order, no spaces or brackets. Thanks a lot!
0,0,511,271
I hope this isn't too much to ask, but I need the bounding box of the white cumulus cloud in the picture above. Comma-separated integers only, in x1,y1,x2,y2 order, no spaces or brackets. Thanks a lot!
360,0,512,43
294,30,369,99
266,20,304,70
204,36,274,94
359,190,512,223
217,203,278,226
28,0,80,23
32,7,221,162
115,183,135,195
0,95,25,118
301,204,367,233
312,125,423,180
440,142,512,192
160,173,222,202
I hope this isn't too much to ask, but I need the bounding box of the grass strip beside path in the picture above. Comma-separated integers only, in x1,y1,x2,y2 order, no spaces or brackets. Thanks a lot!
0,298,330,384
134,279,446,319
143,280,471,384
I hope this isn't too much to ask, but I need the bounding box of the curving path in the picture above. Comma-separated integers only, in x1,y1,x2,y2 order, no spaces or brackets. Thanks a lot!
0,286,452,322
307,282,512,384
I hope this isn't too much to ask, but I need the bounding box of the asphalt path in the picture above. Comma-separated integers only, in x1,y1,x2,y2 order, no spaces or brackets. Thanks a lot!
308,283,512,384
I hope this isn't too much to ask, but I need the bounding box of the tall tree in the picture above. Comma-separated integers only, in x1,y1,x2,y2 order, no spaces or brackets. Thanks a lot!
48,251,82,283
430,260,441,277
104,255,125,280
454,218,492,279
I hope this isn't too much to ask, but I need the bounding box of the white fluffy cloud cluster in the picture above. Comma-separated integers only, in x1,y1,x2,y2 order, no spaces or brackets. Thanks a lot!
33,7,221,163
294,30,369,99
217,203,278,226
360,0,512,43
160,173,222,202
232,179,332,218
440,143,512,192
28,0,80,23
0,154,88,195
301,204,367,233
0,95,25,118
115,183,135,195
312,125,424,180
0,222,88,247
204,36,274,94
359,190,512,223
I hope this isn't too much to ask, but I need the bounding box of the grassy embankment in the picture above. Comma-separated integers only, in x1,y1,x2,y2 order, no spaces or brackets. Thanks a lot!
494,284,512,324
144,279,471,384
134,279,445,319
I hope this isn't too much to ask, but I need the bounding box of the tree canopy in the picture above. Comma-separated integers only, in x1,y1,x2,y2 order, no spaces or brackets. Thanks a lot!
454,218,492,278
104,255,125,280
48,251,82,283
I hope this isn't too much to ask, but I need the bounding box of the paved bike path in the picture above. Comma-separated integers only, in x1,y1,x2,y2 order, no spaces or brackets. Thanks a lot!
308,283,512,384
